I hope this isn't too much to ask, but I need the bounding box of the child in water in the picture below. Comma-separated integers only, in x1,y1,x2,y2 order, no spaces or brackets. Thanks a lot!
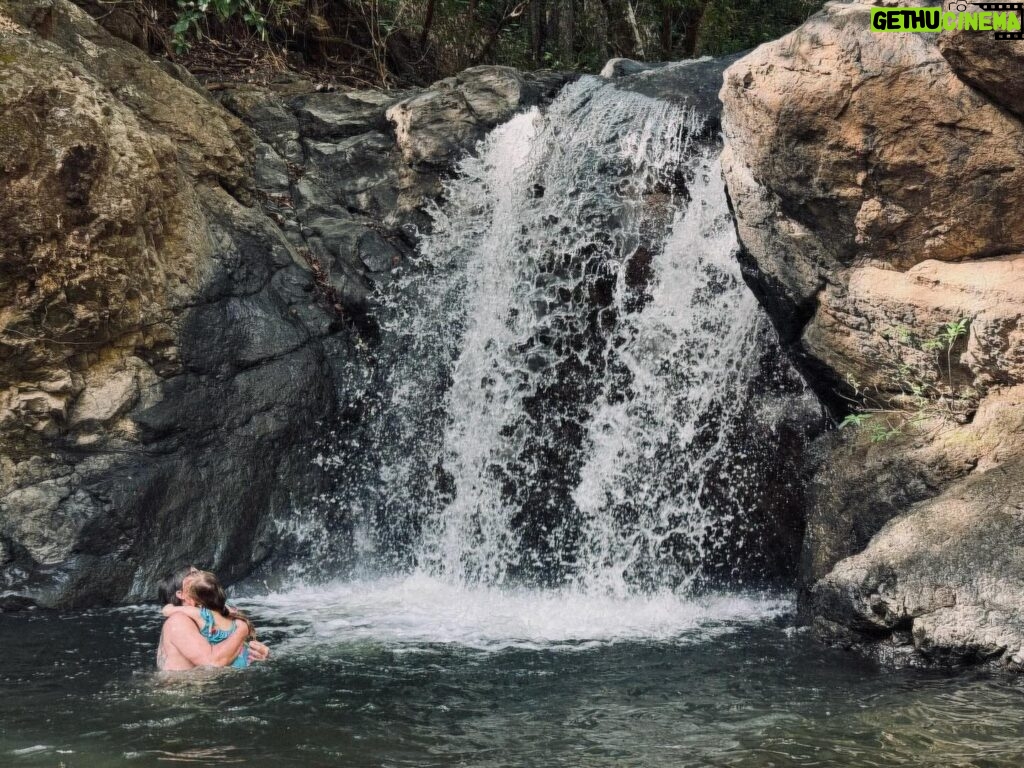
161,569,257,669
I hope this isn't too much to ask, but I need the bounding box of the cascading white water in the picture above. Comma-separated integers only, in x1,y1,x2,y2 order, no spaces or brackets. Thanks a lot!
571,153,764,597
255,74,803,647
376,76,766,592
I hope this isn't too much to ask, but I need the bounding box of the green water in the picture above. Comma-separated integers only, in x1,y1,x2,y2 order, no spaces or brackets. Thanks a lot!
1,588,1022,768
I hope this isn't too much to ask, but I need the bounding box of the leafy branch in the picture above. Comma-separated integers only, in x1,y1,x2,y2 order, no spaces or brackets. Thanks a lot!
172,0,268,53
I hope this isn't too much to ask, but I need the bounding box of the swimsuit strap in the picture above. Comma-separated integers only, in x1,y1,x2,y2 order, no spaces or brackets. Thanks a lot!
197,606,236,644
198,606,215,636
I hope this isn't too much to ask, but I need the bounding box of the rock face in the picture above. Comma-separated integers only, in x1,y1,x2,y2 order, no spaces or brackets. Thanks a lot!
0,0,336,608
607,53,745,130
0,0,571,608
386,66,571,168
217,68,572,318
721,0,1024,666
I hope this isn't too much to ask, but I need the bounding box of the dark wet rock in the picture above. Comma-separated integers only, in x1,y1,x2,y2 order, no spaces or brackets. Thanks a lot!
357,231,401,273
303,133,403,218
220,64,577,327
292,90,407,139
613,53,744,128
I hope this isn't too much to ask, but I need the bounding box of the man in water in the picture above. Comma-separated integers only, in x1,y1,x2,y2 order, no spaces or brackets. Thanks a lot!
156,566,270,671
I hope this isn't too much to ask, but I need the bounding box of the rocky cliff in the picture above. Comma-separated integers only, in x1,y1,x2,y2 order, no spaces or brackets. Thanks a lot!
721,0,1024,667
0,0,568,608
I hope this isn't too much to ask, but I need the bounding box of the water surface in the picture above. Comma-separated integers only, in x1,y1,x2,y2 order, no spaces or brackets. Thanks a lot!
2,577,1022,767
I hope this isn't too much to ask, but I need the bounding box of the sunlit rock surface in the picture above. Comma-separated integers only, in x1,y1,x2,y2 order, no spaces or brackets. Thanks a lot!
721,0,1024,667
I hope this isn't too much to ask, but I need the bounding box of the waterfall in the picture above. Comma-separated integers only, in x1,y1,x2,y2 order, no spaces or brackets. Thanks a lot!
358,75,772,595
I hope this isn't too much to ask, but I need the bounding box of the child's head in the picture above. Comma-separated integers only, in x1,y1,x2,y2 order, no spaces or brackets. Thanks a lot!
184,569,230,617
182,568,256,638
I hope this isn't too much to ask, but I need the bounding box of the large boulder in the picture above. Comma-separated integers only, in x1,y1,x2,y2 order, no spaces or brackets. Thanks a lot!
0,0,342,607
386,66,573,168
722,0,1024,372
810,389,1024,666
721,0,1024,666
0,3,577,608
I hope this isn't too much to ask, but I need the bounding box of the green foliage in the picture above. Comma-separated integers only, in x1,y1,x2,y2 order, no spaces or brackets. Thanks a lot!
172,0,268,53
160,0,827,86
839,412,871,430
841,318,977,442
696,0,822,57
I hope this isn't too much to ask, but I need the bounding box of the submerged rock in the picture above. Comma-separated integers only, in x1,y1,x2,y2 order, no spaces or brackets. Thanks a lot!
721,0,1024,667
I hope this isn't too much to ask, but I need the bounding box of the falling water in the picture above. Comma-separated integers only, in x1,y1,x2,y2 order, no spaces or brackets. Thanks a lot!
357,75,774,595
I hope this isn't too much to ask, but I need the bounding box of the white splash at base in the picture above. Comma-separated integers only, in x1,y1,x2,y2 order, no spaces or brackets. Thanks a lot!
240,575,791,653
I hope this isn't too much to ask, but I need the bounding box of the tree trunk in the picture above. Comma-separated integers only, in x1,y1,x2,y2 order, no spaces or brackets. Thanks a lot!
418,0,437,51
561,0,576,65
624,1,645,58
531,0,546,66
599,0,636,58
548,1,560,64
660,0,673,59
680,0,709,58
476,0,529,64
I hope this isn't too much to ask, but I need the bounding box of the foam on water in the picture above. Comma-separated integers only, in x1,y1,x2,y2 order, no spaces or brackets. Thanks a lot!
240,576,791,652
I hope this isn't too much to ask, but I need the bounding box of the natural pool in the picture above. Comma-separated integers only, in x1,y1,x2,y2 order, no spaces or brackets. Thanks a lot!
2,577,1023,767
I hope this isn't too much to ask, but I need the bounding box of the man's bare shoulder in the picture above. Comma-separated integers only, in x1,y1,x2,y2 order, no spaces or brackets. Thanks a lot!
163,612,199,635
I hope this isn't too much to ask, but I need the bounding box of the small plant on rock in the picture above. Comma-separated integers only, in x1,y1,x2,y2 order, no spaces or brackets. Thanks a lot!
839,318,976,442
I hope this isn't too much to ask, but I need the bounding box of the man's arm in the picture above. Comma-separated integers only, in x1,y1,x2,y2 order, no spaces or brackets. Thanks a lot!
163,614,248,668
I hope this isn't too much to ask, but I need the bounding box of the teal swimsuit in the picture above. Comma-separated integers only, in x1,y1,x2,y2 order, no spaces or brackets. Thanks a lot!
198,607,250,669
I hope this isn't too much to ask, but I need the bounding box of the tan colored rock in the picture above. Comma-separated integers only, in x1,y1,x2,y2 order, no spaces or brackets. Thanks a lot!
804,253,1024,394
801,384,1024,586
0,9,20,33
0,0,335,608
0,3,219,383
387,66,529,168
939,28,1024,120
721,0,1024,666
67,355,157,427
721,0,1024,314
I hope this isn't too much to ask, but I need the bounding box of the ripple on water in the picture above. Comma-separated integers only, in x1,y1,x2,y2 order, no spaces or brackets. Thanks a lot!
3,597,1024,767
